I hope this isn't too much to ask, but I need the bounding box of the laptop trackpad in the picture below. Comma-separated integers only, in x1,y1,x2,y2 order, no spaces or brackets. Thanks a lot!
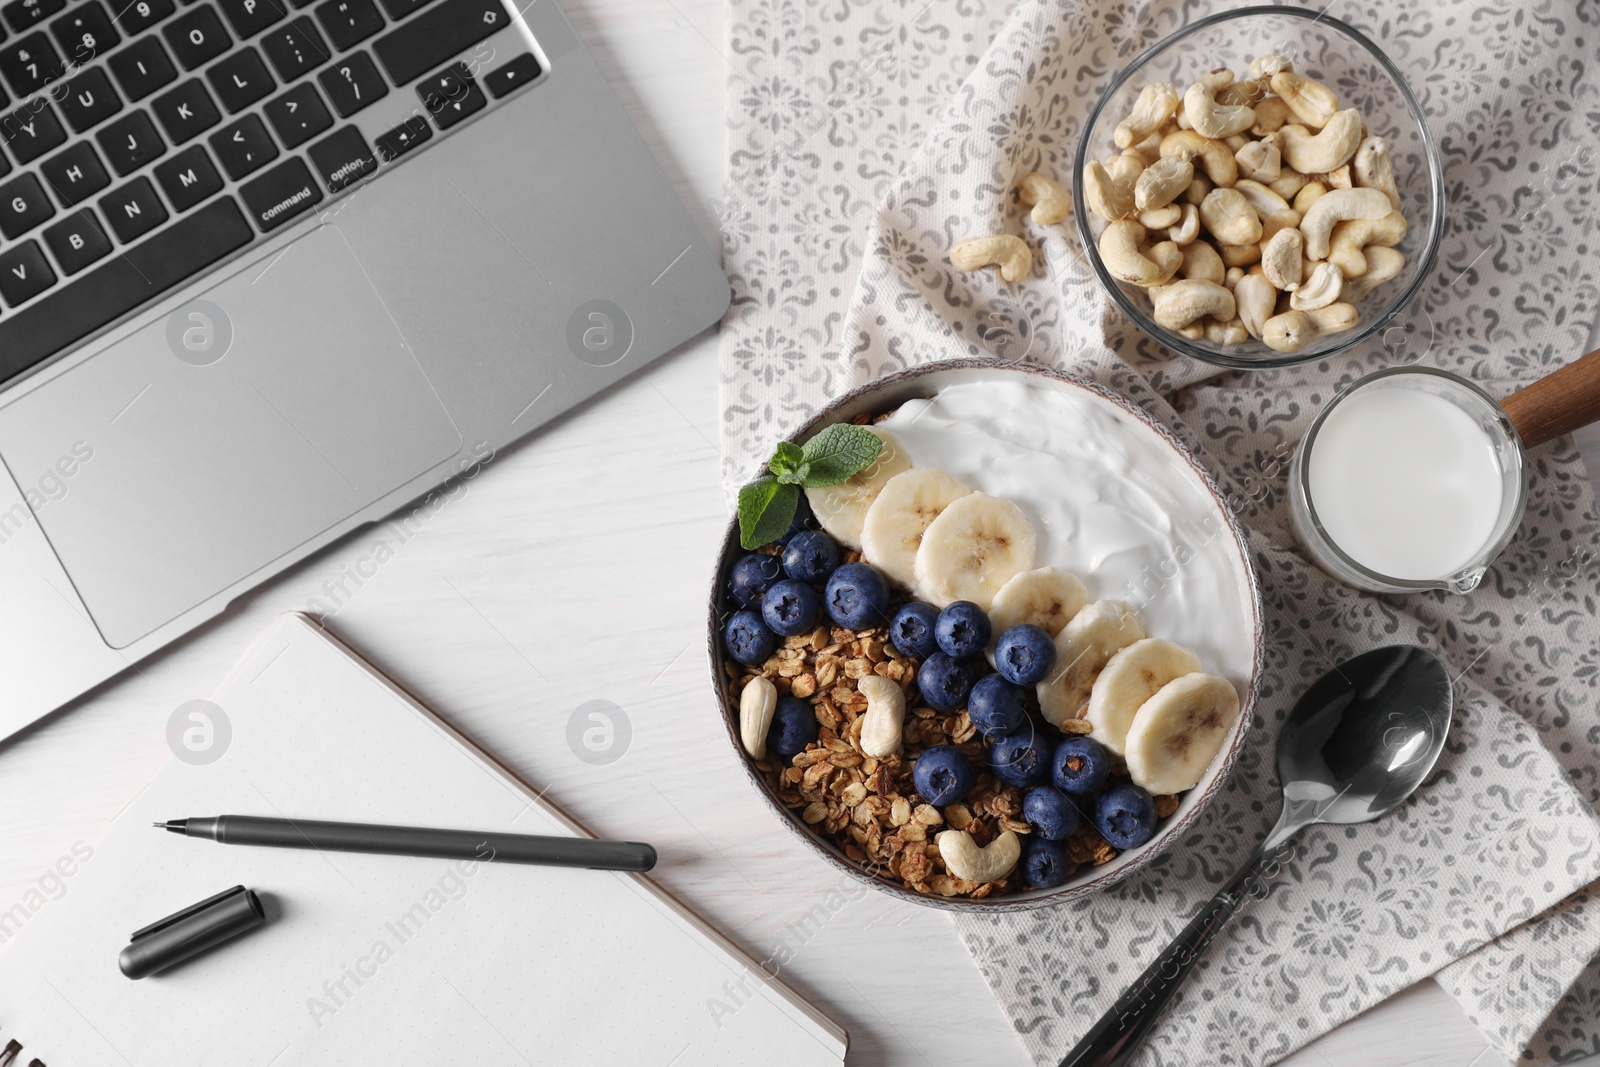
0,226,462,648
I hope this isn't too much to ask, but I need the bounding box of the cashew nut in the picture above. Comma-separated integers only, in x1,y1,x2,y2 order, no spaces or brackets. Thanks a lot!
1299,187,1391,260
1278,111,1363,174
739,676,777,759
1232,178,1292,221
1161,130,1238,187
1134,157,1194,210
1183,71,1256,139
1327,210,1407,277
1269,168,1308,199
1250,96,1294,136
1343,246,1406,301
1218,242,1262,267
1248,53,1292,80
1352,135,1400,210
1151,278,1235,329
1017,171,1072,225
1181,174,1213,205
1138,204,1183,229
1199,187,1262,245
1235,135,1281,183
1222,132,1249,153
1179,239,1225,284
937,829,1021,883
1289,261,1344,310
1099,221,1180,286
1269,71,1339,129
1128,131,1165,167
1233,272,1277,339
857,675,905,758
1323,164,1353,189
1262,303,1359,353
1084,160,1135,221
1260,208,1300,246
1292,180,1328,213
1224,265,1244,287
950,235,1033,282
1175,321,1204,339
1167,202,1200,245
1260,227,1304,290
1217,79,1266,109
1115,82,1180,149
1205,317,1249,345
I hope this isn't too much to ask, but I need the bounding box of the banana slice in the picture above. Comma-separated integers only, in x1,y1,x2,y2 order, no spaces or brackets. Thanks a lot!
1036,600,1146,727
912,492,1038,609
988,567,1090,638
1124,673,1241,795
804,428,912,548
860,468,973,590
1083,639,1201,754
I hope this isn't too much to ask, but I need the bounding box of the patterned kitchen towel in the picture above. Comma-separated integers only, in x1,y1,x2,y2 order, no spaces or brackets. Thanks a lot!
718,0,1600,1062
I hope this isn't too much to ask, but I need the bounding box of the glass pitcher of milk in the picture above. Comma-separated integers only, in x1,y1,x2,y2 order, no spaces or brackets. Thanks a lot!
1288,367,1527,594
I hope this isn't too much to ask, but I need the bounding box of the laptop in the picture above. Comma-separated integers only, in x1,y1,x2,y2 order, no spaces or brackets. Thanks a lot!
0,0,730,736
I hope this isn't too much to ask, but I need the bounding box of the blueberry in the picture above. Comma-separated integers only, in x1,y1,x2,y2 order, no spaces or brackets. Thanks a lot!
724,610,777,665
782,530,842,583
1093,784,1158,850
762,579,820,636
767,696,819,760
935,601,991,659
1021,837,1072,889
727,553,783,608
917,652,975,711
1022,786,1081,841
773,491,816,547
994,624,1057,686
824,562,891,629
1051,736,1111,797
967,674,1026,738
889,602,941,660
989,731,1048,788
912,744,976,805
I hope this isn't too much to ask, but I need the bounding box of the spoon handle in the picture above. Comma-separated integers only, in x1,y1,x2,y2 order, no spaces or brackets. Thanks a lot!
1500,344,1600,449
1056,839,1293,1067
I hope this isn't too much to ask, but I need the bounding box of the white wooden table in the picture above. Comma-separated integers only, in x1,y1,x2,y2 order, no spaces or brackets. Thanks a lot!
0,0,1596,1064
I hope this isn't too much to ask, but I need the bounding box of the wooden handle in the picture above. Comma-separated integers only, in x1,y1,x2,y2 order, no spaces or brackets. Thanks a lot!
1500,347,1600,449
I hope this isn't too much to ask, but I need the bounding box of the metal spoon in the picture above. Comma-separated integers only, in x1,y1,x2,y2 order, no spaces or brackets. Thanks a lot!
1060,645,1453,1067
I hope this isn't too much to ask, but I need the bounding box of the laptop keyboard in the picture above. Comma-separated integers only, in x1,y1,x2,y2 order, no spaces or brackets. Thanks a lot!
0,0,541,382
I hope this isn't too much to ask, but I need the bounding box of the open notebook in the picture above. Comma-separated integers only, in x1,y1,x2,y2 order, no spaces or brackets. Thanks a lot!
0,614,847,1066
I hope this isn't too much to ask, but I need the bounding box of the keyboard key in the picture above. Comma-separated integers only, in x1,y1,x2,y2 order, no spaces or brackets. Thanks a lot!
208,111,273,177
153,141,218,209
259,14,325,80
316,49,382,116
50,1,118,65
0,198,251,379
238,153,318,230
0,31,64,95
373,0,503,87
483,51,537,98
59,67,122,132
373,112,427,160
108,35,176,99
96,109,164,174
375,0,429,18
151,77,217,143
2,0,61,34
217,0,284,37
0,171,52,236
262,79,326,146
99,174,166,240
307,124,370,190
112,0,176,35
42,207,112,273
0,238,54,304
163,4,228,69
312,0,379,50
417,61,480,129
0,98,64,162
206,44,271,111
38,140,110,203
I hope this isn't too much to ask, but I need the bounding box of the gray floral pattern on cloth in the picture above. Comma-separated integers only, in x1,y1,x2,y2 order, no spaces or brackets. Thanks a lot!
719,0,1600,1063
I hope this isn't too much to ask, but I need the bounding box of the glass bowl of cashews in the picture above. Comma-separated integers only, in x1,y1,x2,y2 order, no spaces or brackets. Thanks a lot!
1072,6,1445,367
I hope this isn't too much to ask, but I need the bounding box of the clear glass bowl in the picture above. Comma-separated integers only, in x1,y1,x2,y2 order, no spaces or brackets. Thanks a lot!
1072,6,1445,369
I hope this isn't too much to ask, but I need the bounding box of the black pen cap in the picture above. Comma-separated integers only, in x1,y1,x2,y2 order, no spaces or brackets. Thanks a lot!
119,885,266,980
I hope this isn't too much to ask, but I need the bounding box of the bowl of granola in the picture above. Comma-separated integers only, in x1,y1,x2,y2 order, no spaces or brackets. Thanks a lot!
709,359,1264,909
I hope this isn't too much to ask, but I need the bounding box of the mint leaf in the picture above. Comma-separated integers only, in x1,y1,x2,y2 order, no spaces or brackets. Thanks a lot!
800,423,883,487
769,441,808,485
738,478,799,549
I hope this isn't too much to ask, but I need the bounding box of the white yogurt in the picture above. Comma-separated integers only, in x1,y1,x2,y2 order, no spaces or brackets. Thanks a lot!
1306,385,1504,580
878,378,1255,691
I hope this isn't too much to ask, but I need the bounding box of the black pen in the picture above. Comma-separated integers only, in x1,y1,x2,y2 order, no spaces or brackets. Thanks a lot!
156,816,657,872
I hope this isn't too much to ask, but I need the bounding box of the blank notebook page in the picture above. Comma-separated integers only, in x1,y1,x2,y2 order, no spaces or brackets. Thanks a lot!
0,613,846,1066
